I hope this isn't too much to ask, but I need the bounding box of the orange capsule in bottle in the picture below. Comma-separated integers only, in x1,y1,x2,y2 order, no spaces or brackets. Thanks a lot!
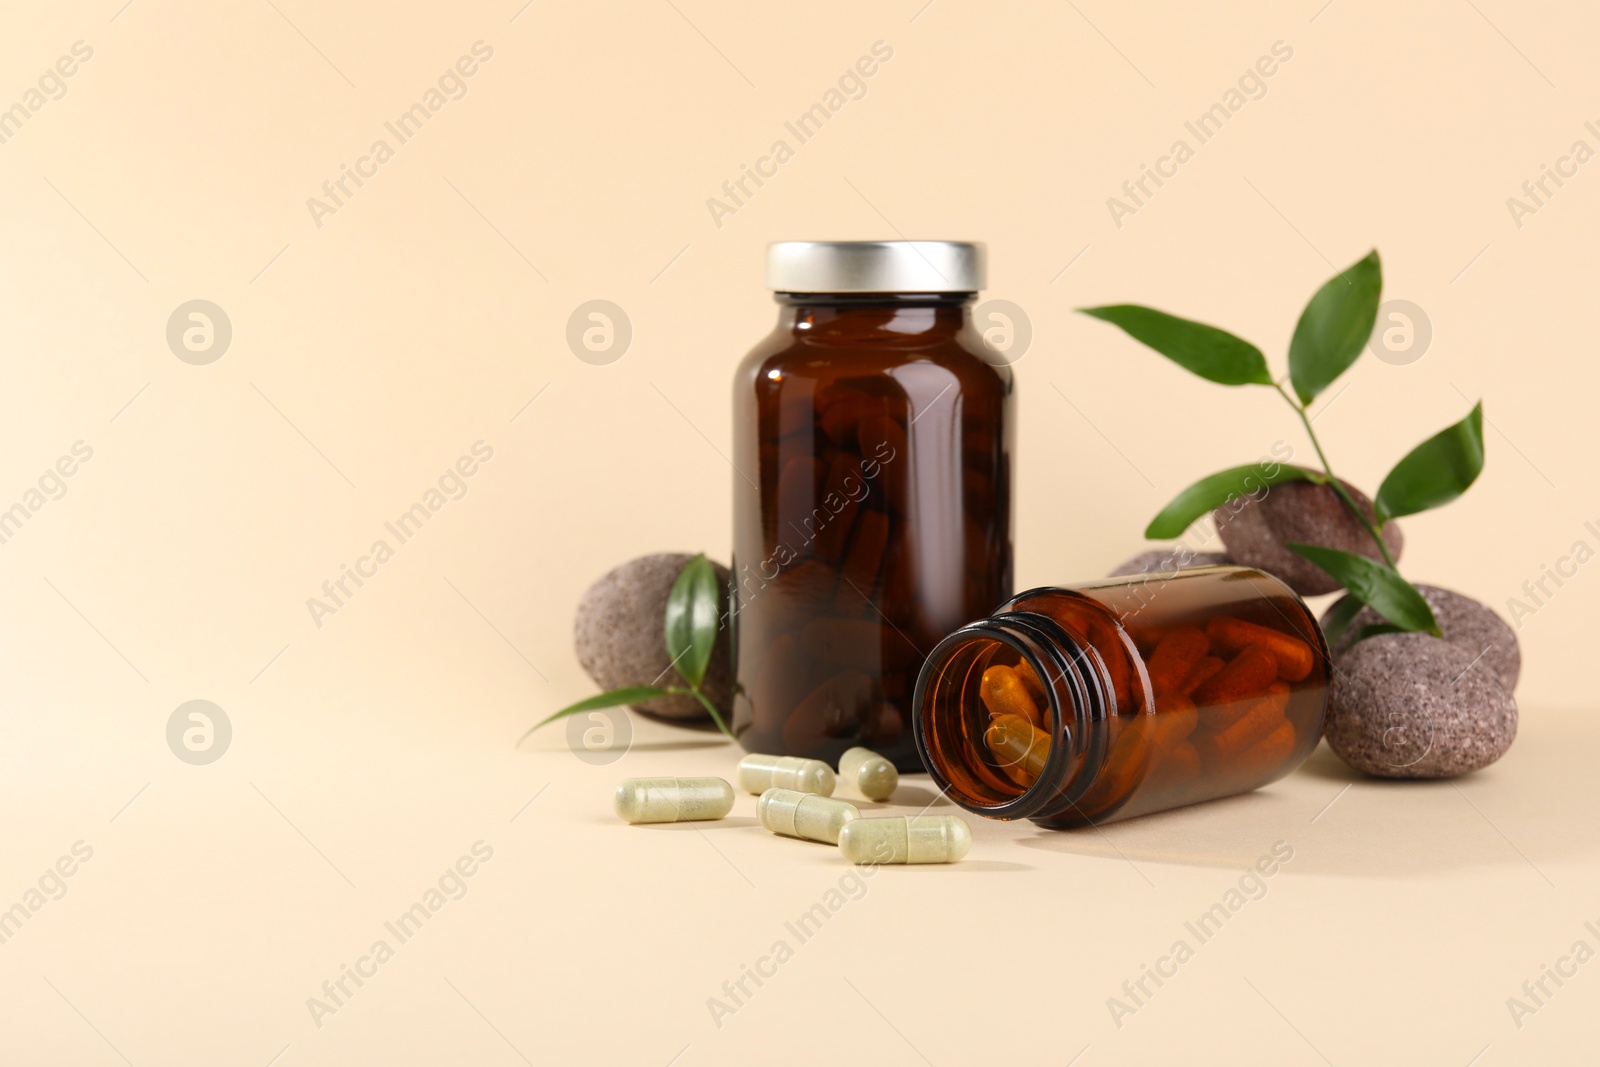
914,566,1329,828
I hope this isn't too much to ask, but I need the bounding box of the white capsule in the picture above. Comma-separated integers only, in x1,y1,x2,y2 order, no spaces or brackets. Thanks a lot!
737,753,835,796
758,788,860,844
837,815,972,865
838,746,898,801
613,777,735,824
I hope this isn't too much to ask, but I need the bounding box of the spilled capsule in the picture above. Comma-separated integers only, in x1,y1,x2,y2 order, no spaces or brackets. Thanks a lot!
837,815,972,865
737,753,835,796
838,746,898,801
758,788,859,844
613,777,735,824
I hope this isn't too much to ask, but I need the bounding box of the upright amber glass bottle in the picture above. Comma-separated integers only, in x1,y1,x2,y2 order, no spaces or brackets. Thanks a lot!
914,565,1329,827
732,241,1012,770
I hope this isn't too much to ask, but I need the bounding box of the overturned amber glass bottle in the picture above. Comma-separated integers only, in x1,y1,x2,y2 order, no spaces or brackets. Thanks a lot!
913,566,1329,827
731,241,1012,770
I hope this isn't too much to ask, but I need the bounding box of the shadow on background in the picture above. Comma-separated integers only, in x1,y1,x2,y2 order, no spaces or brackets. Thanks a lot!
1011,740,1585,880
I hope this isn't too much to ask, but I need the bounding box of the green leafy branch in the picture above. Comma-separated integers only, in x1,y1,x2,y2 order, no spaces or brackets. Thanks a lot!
517,554,735,745
1079,250,1486,642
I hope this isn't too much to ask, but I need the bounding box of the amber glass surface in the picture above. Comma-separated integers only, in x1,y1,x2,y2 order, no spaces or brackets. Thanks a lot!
914,566,1329,827
731,293,1013,770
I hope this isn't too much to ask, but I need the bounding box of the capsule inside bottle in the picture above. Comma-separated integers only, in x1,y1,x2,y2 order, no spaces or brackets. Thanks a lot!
913,566,1329,828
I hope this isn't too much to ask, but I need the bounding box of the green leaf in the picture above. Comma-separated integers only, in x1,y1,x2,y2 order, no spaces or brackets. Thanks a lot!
664,554,720,690
1288,250,1382,405
1346,622,1408,645
516,686,668,746
1286,543,1440,635
1145,463,1323,539
1320,594,1364,646
1374,402,1485,521
1078,305,1273,386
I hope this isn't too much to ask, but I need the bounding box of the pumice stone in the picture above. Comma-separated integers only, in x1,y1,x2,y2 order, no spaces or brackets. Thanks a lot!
838,746,898,801
757,788,860,844
1327,584,1520,691
574,553,733,722
614,777,735,823
737,753,835,796
1213,479,1404,596
1323,633,1516,779
837,815,972,865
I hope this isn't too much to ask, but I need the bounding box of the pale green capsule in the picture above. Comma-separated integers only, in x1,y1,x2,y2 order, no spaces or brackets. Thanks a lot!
838,746,898,801
757,788,860,844
837,815,972,865
613,777,735,824
736,753,835,796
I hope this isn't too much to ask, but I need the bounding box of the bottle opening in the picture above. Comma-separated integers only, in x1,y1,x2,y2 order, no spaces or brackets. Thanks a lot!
913,614,1108,819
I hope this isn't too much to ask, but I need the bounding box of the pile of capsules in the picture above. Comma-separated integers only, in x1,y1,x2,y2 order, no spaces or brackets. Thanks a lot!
613,748,972,865
979,614,1317,800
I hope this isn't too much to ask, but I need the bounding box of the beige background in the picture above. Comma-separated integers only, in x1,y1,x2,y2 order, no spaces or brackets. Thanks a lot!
1,0,1596,1063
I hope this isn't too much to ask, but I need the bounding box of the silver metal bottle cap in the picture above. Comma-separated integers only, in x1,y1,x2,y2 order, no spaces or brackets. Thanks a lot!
767,241,985,293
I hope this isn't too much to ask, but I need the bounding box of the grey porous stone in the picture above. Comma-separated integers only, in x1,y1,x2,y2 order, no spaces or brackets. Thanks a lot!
574,553,732,722
1215,479,1403,596
1324,632,1516,778
1327,585,1520,692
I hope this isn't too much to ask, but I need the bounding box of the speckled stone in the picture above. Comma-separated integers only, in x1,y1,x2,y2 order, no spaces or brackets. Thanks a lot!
1325,632,1517,778
1327,585,1521,692
1107,549,1233,577
574,553,732,722
1214,479,1404,596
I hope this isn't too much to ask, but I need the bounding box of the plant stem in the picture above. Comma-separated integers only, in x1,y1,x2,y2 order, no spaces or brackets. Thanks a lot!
673,686,736,740
1270,381,1399,570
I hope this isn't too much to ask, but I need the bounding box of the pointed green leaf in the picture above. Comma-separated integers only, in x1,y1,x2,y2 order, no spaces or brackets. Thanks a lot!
1145,463,1323,540
1286,543,1440,635
1288,250,1382,405
664,553,720,690
1320,594,1364,646
1079,305,1273,386
1346,622,1408,645
516,686,668,746
1374,402,1485,521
